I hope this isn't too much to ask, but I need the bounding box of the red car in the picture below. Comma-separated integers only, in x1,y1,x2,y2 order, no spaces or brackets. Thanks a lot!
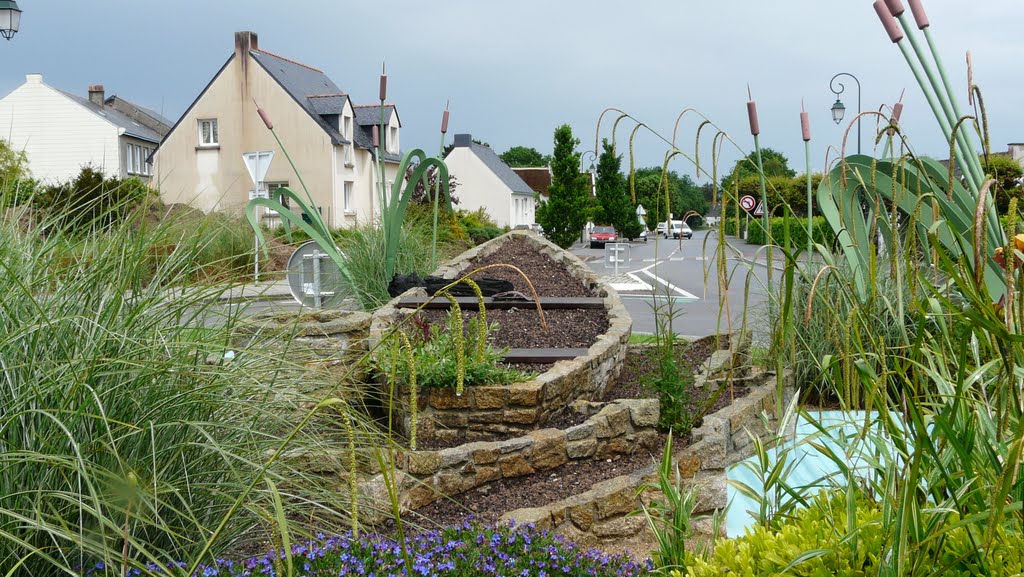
589,225,618,248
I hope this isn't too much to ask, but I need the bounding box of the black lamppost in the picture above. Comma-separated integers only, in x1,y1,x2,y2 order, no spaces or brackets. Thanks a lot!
0,0,20,40
829,72,861,155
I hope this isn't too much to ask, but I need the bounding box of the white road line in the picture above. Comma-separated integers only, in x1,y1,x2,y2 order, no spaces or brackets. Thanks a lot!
608,272,653,292
640,269,700,300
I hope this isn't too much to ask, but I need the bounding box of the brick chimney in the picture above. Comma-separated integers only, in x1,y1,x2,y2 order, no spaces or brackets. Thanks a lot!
88,85,104,106
235,31,258,56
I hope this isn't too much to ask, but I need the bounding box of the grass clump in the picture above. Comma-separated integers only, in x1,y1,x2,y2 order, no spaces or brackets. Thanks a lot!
0,203,368,576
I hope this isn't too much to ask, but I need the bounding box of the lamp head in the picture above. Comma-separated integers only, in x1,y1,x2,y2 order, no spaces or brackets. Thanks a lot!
831,99,846,124
0,0,21,41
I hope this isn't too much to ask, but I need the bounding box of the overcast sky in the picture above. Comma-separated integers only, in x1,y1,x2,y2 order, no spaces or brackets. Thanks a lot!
3,1,1022,181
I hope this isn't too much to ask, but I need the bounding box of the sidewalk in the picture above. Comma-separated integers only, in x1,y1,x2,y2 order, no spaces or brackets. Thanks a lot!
212,278,293,302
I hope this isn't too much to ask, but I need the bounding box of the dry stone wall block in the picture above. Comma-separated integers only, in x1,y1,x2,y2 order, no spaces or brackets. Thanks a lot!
565,421,595,441
473,387,509,410
592,516,645,538
503,407,541,425
567,438,597,459
527,429,568,471
508,381,543,407
499,507,553,531
474,465,501,485
405,451,441,476
429,389,474,410
624,399,659,428
592,477,637,519
498,454,535,477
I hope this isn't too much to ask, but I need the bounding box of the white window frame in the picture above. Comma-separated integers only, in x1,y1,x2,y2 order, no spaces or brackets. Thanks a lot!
343,181,354,213
198,118,219,147
388,125,398,153
343,116,354,166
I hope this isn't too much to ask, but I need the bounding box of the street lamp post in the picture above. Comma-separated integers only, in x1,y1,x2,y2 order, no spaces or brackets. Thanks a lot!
829,72,861,155
0,0,21,40
579,150,597,242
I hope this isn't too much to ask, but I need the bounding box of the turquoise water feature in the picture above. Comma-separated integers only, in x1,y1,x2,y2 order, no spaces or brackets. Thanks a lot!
725,410,901,536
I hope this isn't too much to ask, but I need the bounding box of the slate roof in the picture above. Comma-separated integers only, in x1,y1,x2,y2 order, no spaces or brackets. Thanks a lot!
306,94,349,115
450,142,534,195
353,104,401,162
106,96,174,132
59,90,163,143
250,50,349,145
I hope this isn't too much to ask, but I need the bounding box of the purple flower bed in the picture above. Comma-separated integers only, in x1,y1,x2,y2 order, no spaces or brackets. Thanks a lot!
84,522,650,576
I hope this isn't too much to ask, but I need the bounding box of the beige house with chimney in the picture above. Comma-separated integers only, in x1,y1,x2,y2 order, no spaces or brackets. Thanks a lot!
0,75,166,183
152,31,402,226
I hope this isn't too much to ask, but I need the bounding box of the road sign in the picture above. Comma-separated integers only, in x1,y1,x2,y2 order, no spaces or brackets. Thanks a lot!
739,195,756,212
242,151,274,186
248,189,269,200
753,201,765,216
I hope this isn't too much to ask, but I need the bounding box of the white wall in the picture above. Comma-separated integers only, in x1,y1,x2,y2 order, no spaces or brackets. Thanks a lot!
0,74,122,183
444,147,512,227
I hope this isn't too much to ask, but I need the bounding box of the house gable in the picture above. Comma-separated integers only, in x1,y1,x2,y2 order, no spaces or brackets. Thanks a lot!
0,74,126,182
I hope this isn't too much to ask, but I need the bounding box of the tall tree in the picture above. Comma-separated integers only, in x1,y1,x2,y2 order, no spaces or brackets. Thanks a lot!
536,125,589,248
721,147,795,190
593,139,642,238
630,167,710,228
500,146,550,168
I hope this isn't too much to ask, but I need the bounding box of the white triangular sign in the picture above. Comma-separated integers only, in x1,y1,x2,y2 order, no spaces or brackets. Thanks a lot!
753,201,765,216
242,151,274,185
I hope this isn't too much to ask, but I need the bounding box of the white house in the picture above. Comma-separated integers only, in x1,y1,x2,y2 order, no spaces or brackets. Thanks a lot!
444,134,536,228
0,74,165,183
152,31,402,227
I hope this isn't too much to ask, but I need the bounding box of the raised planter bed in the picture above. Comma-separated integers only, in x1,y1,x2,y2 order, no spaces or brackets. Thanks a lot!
369,231,632,445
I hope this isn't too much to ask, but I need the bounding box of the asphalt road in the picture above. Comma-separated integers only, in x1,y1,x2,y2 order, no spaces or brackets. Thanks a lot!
210,230,774,341
570,231,771,339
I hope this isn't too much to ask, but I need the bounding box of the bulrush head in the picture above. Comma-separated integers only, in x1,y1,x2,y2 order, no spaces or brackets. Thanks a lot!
874,0,904,43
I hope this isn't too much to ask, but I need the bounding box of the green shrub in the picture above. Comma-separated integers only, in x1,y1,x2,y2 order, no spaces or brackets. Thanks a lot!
684,491,1024,576
742,216,834,248
390,308,534,389
36,166,153,234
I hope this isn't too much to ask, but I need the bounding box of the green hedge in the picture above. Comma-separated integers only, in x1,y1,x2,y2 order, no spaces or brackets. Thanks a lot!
723,216,834,248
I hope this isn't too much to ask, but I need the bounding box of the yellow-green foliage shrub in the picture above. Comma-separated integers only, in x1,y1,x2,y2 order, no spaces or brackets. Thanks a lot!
682,491,1024,577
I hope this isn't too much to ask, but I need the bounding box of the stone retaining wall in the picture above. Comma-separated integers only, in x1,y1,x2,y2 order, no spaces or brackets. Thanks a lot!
498,369,794,550
351,397,659,523
369,230,632,445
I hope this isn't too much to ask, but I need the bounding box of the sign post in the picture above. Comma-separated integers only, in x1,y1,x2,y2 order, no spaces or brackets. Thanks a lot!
243,151,274,281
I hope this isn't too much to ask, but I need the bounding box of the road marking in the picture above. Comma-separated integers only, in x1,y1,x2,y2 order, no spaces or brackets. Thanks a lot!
607,272,653,292
640,269,700,300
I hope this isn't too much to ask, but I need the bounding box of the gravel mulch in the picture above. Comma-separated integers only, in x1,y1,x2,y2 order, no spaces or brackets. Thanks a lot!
397,449,662,533
465,237,594,298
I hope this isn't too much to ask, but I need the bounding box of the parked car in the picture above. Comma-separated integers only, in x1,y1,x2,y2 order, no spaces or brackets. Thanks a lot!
656,222,668,237
589,225,618,248
637,229,648,243
670,220,693,239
